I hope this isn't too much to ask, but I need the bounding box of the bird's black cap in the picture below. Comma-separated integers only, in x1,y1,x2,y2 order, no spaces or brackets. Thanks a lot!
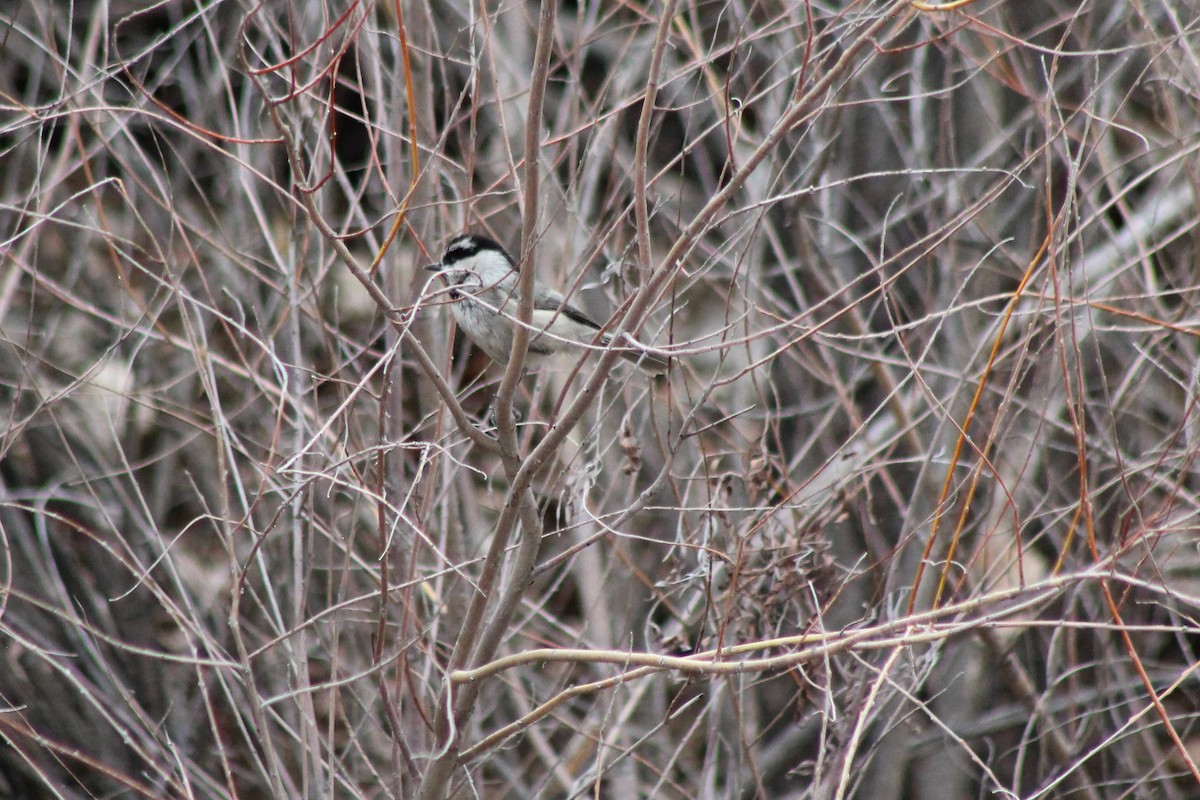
439,234,515,267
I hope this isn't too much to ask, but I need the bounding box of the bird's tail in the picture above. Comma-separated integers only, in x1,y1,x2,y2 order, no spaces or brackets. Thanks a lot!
601,335,669,376
621,348,670,376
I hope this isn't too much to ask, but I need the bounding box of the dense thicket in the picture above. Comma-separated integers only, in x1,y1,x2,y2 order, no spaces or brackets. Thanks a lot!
3,2,1200,798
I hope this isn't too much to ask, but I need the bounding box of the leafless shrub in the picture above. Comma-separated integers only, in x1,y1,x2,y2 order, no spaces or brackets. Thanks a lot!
3,1,1200,798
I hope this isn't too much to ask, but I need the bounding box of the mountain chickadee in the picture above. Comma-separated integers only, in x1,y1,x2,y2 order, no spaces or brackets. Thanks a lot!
425,234,668,376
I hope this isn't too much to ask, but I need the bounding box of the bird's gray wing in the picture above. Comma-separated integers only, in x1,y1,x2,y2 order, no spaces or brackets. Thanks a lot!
534,287,602,331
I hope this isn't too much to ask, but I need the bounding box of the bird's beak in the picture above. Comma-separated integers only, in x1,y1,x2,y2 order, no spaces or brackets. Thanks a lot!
424,264,446,284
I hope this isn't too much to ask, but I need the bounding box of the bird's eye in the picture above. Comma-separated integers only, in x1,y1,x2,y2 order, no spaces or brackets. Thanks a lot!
449,288,461,300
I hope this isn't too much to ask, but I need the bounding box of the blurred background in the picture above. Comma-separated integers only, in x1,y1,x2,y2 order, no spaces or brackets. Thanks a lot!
3,1,1200,797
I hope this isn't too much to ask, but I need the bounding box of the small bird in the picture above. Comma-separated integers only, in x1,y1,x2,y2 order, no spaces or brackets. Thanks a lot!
425,234,668,376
